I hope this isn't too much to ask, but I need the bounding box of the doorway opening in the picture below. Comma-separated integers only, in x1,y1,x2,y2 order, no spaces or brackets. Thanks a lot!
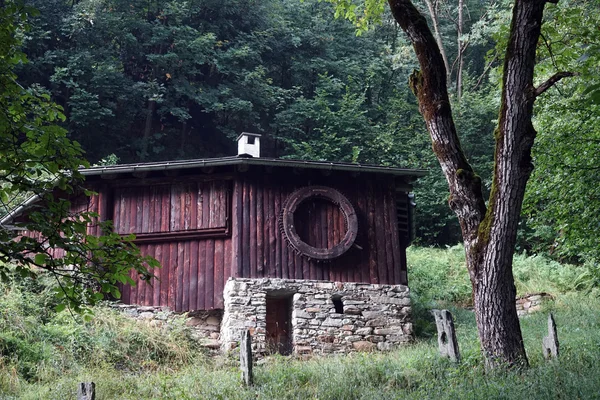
266,294,293,355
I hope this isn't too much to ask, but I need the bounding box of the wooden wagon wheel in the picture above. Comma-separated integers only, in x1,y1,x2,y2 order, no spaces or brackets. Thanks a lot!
281,186,358,261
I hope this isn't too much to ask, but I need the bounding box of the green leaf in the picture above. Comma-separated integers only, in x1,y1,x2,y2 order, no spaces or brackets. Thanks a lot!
34,253,48,265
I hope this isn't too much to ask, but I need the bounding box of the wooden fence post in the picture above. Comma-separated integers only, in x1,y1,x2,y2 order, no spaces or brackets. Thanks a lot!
77,382,95,400
433,309,460,362
543,313,559,360
240,329,253,386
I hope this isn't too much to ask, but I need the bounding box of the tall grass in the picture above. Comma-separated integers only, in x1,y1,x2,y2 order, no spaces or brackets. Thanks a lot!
6,293,600,399
0,275,203,394
1,248,599,399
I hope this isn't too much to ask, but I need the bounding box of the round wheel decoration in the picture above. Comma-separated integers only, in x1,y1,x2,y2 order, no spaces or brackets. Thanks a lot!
281,186,358,261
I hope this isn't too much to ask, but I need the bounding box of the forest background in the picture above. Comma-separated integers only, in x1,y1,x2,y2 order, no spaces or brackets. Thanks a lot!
8,0,600,264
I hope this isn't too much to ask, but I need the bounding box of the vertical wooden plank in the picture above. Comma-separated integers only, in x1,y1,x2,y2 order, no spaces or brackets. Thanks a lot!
350,189,361,284
249,180,257,278
203,182,210,231
168,242,177,309
214,239,225,308
144,187,152,234
374,182,388,284
180,185,187,233
128,190,137,234
308,201,318,280
216,181,224,227
120,190,129,234
318,202,328,281
286,242,303,279
161,186,170,233
357,189,369,284
299,255,308,281
242,181,251,277
190,183,198,230
224,237,233,285
208,181,215,228
153,243,162,305
121,265,131,305
112,188,121,226
383,185,396,284
367,181,379,284
324,203,334,281
198,240,206,310
129,252,138,305
274,189,282,278
145,244,155,305
197,183,204,229
170,184,179,232
176,242,184,311
232,181,242,278
263,182,271,275
159,244,169,306
189,241,199,310
280,191,288,279
389,185,406,285
140,187,149,233
183,185,191,230
331,200,341,282
153,186,161,233
137,244,147,305
256,182,264,276
205,239,215,309
182,241,190,311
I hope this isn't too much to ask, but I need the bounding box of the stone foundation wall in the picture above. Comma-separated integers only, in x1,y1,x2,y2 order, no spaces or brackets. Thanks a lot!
221,278,412,356
516,293,554,316
112,304,222,350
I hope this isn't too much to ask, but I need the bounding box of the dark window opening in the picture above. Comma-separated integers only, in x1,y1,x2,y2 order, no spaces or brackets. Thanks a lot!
266,295,293,355
332,295,344,314
247,136,256,144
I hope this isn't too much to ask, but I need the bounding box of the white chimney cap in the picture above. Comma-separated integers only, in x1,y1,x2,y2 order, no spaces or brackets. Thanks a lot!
237,132,261,158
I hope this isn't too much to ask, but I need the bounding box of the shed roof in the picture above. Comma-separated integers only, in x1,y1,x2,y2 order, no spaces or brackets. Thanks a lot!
80,155,427,178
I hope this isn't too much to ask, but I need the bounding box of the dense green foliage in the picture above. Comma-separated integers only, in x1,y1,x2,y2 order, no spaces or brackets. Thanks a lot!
4,0,599,274
1,247,600,398
0,2,158,312
523,0,600,262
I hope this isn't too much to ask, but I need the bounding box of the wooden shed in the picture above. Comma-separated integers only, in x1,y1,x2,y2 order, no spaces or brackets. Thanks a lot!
7,133,426,354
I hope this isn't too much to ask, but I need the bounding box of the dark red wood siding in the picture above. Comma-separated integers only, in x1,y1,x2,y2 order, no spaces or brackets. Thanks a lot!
20,169,410,312
116,179,231,311
230,172,409,286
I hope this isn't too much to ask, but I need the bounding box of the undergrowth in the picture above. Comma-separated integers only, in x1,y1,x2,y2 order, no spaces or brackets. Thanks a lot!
1,247,599,399
0,274,202,394
407,244,599,306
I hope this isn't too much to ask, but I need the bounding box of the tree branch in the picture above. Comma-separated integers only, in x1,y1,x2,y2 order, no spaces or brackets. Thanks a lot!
534,72,576,97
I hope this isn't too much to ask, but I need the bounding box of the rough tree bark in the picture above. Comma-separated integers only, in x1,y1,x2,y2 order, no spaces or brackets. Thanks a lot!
388,0,570,367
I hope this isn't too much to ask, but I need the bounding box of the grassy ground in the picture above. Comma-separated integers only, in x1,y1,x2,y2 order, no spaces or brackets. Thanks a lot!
1,248,599,399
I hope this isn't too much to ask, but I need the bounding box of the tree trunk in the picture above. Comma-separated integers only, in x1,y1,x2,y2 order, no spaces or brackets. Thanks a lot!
388,0,560,367
455,0,464,99
140,99,156,161
423,0,451,81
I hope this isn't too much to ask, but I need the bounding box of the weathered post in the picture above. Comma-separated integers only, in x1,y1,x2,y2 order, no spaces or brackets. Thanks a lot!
433,309,460,362
240,329,253,386
542,313,559,360
77,382,95,400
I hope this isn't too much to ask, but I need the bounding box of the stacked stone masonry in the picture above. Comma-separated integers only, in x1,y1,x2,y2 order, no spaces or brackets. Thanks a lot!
516,293,554,316
220,278,413,356
111,304,223,350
